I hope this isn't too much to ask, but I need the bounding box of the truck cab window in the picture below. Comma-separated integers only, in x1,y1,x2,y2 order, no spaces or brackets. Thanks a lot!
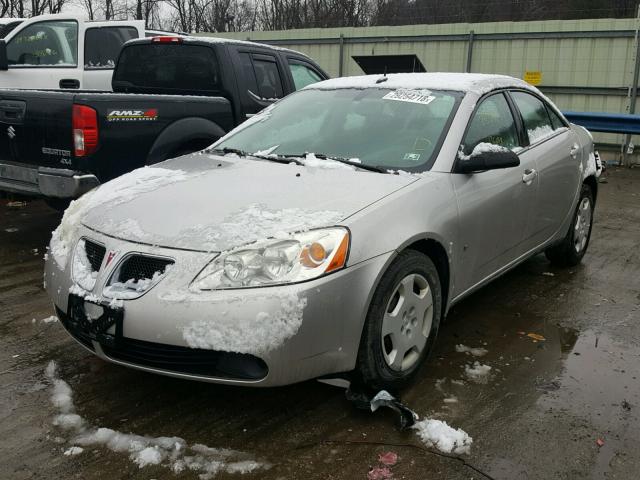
7,20,78,66
288,62,322,90
85,27,138,69
253,58,284,100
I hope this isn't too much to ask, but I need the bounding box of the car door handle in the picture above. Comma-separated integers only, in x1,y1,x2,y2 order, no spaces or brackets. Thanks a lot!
59,78,80,89
569,144,580,158
522,169,538,184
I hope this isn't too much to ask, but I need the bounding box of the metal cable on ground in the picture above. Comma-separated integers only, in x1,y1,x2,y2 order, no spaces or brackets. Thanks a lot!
293,438,497,480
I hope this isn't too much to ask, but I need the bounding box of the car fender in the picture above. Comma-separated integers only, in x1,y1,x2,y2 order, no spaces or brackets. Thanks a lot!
146,117,227,164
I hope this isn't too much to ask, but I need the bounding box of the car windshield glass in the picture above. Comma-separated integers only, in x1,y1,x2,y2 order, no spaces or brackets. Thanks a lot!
214,87,462,172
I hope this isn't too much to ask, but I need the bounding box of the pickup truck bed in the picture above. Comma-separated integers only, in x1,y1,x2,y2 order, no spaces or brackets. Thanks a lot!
0,89,233,198
0,36,328,202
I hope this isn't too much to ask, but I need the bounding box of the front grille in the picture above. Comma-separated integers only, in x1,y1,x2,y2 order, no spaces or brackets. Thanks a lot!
102,337,268,380
84,239,106,272
117,255,173,282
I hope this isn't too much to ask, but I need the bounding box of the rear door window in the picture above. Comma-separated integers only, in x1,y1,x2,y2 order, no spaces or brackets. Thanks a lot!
113,43,220,93
85,27,138,69
288,62,323,90
511,91,556,145
461,93,520,156
7,20,78,66
252,56,284,100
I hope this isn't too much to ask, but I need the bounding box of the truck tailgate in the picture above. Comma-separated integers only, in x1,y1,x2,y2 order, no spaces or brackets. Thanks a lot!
0,90,75,169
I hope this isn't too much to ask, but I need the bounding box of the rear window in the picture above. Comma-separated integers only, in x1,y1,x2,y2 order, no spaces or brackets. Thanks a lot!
85,27,138,69
113,43,221,93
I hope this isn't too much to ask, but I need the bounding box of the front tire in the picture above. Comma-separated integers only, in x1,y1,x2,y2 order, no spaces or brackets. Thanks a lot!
545,183,594,267
355,250,442,391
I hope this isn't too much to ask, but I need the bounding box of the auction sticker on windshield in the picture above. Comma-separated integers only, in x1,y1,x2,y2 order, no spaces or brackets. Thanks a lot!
383,89,435,105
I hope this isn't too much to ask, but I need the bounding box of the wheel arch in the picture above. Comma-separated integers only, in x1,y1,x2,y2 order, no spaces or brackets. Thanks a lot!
146,117,227,165
359,233,452,338
583,174,598,204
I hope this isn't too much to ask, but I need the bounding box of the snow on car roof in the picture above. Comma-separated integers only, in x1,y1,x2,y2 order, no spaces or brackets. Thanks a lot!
306,72,535,95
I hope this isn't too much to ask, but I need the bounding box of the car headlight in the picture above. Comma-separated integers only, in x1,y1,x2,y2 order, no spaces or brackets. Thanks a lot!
191,227,350,290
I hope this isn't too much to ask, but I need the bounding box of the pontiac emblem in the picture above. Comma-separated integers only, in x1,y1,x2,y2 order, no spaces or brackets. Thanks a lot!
105,251,118,267
7,126,15,139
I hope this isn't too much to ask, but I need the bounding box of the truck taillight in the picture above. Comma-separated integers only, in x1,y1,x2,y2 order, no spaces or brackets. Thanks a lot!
72,104,98,157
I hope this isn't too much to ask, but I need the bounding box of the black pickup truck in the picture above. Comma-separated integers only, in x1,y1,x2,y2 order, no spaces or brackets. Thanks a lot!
0,35,327,205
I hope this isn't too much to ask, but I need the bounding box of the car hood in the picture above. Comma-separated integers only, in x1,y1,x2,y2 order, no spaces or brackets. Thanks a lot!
81,153,419,252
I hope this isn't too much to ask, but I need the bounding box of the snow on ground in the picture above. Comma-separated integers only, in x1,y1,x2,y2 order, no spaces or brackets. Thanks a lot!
182,292,307,354
49,167,191,269
63,446,83,456
464,361,492,383
41,315,58,324
455,344,488,357
413,418,473,454
45,361,267,477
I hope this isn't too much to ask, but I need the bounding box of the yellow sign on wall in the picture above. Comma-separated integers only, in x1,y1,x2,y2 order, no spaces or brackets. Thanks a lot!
524,71,542,85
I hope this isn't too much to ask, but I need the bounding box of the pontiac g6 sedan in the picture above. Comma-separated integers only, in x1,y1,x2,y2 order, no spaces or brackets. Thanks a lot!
44,73,600,390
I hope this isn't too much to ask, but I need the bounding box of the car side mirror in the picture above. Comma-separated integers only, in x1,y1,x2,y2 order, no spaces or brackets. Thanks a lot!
457,148,520,173
0,40,8,71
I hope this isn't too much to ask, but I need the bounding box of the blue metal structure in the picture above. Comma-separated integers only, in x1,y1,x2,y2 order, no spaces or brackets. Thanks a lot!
562,111,640,135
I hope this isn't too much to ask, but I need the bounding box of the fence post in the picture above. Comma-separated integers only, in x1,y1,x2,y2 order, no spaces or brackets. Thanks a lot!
466,30,475,73
624,4,640,166
339,34,345,77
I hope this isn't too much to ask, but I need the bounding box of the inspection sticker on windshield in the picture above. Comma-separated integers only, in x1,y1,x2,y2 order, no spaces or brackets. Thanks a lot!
403,153,421,162
383,89,435,105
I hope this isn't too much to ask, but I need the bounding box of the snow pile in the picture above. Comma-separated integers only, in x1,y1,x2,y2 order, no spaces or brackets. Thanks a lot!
299,153,356,170
103,267,171,300
458,142,510,161
177,203,344,253
45,361,267,477
413,419,473,454
182,292,307,354
63,446,84,456
455,344,488,357
527,125,555,143
584,151,598,179
49,167,190,269
464,362,492,383
71,239,99,291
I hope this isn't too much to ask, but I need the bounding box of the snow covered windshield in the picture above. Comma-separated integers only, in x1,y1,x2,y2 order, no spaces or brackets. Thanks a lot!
215,87,462,172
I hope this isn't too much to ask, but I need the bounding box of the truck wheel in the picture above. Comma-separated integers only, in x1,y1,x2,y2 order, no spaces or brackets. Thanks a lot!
355,250,442,391
545,183,594,267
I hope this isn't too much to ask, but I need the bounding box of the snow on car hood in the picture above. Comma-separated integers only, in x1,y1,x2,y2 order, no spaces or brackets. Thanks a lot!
76,153,418,253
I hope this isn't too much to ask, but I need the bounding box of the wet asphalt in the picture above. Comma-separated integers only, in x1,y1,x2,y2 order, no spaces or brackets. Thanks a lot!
1,168,639,480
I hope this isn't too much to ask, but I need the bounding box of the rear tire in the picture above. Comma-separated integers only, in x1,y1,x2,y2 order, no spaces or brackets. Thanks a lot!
355,250,442,391
545,183,594,267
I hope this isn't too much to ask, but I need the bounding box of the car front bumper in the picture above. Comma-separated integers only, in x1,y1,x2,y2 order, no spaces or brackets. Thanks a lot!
44,227,391,387
0,162,99,198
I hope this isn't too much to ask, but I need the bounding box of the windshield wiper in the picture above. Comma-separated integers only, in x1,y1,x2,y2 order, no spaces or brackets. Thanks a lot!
211,147,304,166
281,153,388,173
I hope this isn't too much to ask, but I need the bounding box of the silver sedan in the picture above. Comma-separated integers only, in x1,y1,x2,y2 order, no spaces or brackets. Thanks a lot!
44,73,600,389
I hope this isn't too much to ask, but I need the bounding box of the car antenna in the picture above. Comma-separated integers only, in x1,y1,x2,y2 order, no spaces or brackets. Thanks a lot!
376,67,388,84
